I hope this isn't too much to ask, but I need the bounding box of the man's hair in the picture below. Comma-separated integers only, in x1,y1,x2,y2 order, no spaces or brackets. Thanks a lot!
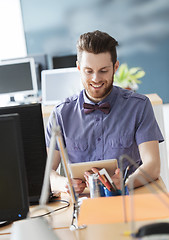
76,30,118,65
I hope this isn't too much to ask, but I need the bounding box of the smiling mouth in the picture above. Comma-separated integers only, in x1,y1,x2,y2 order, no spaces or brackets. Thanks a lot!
90,83,104,89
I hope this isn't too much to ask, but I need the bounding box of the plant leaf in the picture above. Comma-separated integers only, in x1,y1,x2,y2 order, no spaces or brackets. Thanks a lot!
133,71,145,79
129,67,142,75
114,63,145,89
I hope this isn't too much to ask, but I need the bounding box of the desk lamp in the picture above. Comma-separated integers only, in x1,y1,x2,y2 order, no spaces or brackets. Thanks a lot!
10,114,60,240
55,123,86,230
119,154,169,239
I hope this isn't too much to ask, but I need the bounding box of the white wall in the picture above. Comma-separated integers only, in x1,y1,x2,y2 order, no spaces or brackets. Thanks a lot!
153,104,169,191
163,104,169,187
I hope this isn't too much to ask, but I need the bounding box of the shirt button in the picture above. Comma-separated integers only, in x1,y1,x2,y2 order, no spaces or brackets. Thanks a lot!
98,137,101,141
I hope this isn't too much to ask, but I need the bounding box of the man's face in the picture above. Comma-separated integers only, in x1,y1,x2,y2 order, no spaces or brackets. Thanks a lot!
77,51,119,101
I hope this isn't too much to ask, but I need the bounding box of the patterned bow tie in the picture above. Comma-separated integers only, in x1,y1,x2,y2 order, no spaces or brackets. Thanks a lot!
83,102,111,114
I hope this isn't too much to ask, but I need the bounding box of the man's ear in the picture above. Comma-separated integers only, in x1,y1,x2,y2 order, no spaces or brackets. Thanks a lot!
114,60,119,73
76,61,80,71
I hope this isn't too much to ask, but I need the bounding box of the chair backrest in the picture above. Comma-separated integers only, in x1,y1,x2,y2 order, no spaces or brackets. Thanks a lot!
41,67,83,105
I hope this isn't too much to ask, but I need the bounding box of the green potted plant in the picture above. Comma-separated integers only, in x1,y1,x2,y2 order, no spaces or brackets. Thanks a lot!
114,63,145,91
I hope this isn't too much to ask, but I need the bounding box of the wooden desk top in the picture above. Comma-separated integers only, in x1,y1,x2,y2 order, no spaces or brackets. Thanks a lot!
42,93,163,118
0,178,168,240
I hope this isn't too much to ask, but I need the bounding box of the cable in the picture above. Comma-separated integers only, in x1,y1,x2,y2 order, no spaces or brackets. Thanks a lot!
0,200,70,230
30,199,70,218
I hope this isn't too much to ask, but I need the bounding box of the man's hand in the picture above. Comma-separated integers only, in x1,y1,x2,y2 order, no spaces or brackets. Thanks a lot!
66,178,86,194
84,167,121,190
110,168,121,190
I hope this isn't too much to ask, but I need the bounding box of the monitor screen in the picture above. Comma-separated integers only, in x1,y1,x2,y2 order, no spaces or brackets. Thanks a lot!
0,114,29,222
0,103,48,205
52,54,77,69
0,58,38,97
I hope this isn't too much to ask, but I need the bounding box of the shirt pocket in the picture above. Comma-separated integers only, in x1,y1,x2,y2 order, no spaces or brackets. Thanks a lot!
65,137,88,152
108,134,133,149
120,135,133,149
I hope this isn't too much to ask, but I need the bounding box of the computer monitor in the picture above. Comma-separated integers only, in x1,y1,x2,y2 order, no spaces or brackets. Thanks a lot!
0,113,29,223
0,58,38,104
52,54,77,69
0,103,48,205
27,54,48,90
41,67,83,105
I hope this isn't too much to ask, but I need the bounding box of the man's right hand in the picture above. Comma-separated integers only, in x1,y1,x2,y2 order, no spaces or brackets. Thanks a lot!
50,169,86,194
66,178,86,194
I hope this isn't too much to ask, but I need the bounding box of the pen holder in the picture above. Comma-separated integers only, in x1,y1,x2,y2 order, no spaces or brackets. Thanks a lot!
103,186,129,197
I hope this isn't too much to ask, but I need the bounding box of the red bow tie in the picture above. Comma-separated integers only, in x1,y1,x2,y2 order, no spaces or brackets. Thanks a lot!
83,102,111,114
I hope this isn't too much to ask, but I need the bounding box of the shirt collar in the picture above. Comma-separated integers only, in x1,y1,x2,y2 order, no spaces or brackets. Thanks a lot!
82,86,117,107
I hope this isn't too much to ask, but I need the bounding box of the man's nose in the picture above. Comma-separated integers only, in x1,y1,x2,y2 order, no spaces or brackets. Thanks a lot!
92,73,100,82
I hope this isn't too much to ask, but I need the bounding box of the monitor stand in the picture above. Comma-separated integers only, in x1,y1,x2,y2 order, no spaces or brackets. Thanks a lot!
0,96,19,107
6,96,22,106
6,95,25,106
0,94,39,107
10,96,19,104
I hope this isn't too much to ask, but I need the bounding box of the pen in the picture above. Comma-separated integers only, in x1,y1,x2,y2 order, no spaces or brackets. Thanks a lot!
110,180,118,192
123,166,130,185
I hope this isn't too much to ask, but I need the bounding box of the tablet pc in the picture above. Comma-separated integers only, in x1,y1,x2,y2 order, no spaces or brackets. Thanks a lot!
69,159,118,181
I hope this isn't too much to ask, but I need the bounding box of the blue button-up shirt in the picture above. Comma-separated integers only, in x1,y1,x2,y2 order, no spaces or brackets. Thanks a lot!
46,86,164,172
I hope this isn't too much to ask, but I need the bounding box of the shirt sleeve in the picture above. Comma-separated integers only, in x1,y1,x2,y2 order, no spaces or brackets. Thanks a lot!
135,97,164,146
45,108,60,150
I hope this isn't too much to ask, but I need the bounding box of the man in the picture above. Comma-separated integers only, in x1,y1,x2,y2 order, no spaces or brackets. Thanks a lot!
46,30,163,194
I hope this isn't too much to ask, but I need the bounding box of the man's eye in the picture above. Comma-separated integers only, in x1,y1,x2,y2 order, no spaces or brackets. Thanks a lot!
85,70,92,74
101,70,108,73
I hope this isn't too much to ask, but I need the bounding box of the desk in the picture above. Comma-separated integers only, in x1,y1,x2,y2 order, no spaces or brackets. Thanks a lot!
0,178,168,240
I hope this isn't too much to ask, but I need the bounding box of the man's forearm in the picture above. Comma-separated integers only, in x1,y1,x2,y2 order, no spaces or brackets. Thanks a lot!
126,163,160,189
50,169,67,192
126,141,161,189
